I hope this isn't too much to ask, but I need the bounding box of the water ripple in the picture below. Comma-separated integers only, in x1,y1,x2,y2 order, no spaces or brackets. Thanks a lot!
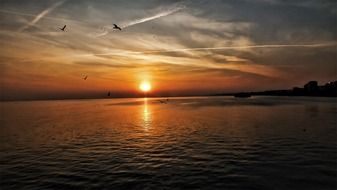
0,97,336,189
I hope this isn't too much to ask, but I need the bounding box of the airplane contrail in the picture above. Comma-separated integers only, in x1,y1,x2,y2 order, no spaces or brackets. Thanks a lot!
121,5,184,28
93,4,184,37
0,9,85,24
141,42,337,53
80,42,337,56
18,0,66,32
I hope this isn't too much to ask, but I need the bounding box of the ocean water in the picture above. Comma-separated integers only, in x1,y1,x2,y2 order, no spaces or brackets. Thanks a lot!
0,96,336,190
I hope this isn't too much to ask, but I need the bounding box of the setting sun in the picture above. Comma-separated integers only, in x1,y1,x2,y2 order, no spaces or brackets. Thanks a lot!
139,81,152,92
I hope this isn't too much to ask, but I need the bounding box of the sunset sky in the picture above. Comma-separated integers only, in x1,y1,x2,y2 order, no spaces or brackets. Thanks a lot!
0,0,336,100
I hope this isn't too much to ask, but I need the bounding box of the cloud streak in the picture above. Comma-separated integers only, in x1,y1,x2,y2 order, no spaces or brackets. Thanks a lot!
141,42,337,53
80,42,337,56
0,9,85,24
93,4,184,37
17,0,66,32
121,5,184,28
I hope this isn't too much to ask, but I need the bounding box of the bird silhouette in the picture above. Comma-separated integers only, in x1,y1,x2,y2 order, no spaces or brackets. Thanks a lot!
158,99,167,104
113,24,122,30
59,25,66,31
108,92,111,96
83,75,87,80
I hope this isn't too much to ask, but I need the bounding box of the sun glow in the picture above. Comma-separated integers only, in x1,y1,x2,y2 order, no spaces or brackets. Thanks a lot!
139,81,152,92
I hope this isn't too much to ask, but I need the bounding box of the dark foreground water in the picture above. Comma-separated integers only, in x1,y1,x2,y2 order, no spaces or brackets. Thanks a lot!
0,96,336,190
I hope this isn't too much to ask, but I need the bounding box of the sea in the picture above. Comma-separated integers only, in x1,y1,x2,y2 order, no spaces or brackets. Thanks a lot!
0,96,336,189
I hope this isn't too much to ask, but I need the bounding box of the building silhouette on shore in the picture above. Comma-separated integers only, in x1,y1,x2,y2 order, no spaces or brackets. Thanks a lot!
231,80,337,97
291,81,337,97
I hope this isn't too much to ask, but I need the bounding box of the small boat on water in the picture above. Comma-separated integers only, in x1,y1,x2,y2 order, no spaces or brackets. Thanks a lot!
234,93,251,98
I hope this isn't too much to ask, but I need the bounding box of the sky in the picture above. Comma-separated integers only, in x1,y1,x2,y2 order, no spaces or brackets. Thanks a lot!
0,0,336,100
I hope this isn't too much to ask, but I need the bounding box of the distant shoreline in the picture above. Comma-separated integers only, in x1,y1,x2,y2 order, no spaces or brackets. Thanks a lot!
212,92,337,98
1,80,336,102
225,80,337,98
1,94,336,102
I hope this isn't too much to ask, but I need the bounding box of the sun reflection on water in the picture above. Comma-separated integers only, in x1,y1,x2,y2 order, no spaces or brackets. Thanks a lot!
142,98,151,130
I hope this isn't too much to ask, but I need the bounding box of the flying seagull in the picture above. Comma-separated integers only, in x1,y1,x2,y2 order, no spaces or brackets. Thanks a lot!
113,24,122,30
59,25,66,31
83,75,87,80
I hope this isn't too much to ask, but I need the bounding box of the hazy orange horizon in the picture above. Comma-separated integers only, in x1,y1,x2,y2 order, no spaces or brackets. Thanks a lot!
1,0,336,100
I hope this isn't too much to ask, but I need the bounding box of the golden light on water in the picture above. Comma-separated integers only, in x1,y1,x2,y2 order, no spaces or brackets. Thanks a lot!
142,98,151,130
139,81,152,92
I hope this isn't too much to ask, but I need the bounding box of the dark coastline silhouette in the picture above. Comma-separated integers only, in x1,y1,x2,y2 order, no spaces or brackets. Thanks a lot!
229,81,337,98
